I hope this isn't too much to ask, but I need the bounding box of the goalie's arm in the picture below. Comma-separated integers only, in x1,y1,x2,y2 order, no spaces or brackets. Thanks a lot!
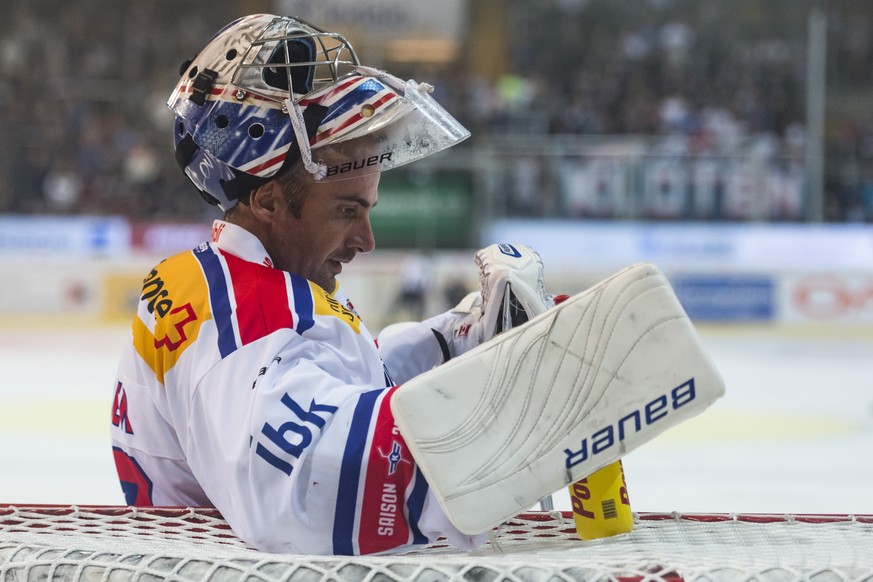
378,308,465,385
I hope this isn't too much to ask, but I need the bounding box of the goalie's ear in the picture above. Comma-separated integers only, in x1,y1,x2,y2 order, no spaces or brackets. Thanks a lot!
391,262,725,535
248,181,284,225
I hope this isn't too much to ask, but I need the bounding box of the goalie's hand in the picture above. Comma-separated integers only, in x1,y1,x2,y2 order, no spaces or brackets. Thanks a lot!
441,243,555,358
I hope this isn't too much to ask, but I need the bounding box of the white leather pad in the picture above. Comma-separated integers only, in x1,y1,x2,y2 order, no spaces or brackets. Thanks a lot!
391,263,725,534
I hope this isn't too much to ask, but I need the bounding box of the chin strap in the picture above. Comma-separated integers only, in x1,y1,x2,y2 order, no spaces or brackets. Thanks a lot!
284,97,327,181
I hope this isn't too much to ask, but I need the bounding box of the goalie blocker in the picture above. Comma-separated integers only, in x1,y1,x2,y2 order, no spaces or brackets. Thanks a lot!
390,262,725,535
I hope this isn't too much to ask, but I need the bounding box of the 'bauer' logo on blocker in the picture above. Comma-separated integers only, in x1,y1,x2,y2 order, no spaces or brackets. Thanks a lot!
563,378,697,469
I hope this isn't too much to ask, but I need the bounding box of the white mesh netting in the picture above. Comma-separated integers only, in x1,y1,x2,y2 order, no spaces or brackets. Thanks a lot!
2,506,872,581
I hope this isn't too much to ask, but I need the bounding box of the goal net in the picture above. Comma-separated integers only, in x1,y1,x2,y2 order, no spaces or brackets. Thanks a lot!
2,505,872,581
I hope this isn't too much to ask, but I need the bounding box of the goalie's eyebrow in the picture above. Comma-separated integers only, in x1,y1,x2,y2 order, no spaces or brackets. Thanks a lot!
336,194,378,209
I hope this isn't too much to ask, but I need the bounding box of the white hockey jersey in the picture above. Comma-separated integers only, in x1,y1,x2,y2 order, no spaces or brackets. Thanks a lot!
110,220,482,555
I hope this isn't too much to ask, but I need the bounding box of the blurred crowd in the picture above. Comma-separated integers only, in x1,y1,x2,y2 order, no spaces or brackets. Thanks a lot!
1,0,872,223
0,1,236,220
444,0,873,222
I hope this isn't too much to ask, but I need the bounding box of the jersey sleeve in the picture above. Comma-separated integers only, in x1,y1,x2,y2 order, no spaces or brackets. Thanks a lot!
182,333,483,555
377,311,459,385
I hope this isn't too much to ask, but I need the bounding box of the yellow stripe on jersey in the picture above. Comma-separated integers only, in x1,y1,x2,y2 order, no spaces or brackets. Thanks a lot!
312,282,362,334
133,252,212,384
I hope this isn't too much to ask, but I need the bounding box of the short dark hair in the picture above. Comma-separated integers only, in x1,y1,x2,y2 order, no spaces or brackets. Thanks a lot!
223,161,311,220
275,161,311,219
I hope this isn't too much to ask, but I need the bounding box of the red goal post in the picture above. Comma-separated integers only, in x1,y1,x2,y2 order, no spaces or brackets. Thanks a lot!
2,505,873,581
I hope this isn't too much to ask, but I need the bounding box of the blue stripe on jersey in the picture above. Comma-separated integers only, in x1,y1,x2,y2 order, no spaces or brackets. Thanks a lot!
194,244,238,358
290,274,315,334
333,388,381,556
406,467,429,545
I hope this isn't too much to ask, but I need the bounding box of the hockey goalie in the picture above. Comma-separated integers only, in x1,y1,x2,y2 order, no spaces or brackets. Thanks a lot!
110,14,725,558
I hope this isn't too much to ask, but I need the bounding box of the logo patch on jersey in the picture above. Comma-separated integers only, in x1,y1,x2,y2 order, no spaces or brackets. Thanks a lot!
211,222,226,242
254,391,338,476
141,268,174,318
378,441,411,476
153,303,198,351
134,252,210,384
313,285,362,334
111,381,134,435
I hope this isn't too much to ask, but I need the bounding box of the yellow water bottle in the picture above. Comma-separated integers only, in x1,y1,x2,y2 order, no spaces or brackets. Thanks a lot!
569,460,633,539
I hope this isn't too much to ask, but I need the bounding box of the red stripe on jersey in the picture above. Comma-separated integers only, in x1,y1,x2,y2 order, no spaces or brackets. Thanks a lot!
112,447,153,506
220,250,295,345
357,387,416,554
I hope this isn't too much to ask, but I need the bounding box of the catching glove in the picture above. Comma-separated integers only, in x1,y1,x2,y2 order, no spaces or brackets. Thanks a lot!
378,243,554,383
442,243,554,358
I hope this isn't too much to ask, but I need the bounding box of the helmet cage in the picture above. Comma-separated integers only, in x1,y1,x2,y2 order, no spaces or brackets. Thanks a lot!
233,18,361,101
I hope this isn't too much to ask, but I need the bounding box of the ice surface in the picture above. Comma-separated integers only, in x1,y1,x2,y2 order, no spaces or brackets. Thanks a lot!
1,323,871,514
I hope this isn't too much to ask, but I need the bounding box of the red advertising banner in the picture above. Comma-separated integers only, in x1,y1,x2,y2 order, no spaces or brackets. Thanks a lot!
131,222,212,255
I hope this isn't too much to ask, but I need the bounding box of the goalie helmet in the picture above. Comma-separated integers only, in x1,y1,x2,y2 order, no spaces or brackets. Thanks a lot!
169,14,470,210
